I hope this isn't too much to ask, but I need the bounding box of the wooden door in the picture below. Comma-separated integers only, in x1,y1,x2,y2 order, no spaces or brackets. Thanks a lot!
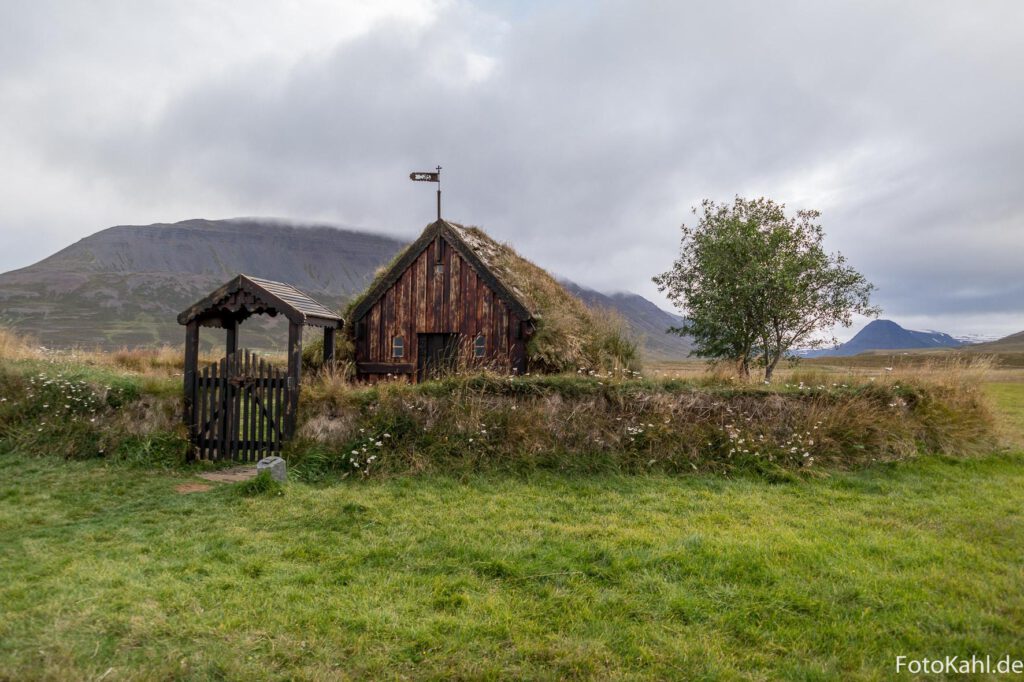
417,333,459,382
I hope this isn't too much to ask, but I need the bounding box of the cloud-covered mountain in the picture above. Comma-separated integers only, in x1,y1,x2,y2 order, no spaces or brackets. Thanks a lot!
0,218,404,349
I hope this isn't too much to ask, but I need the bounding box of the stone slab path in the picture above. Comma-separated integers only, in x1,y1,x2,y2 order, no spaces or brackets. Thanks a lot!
197,466,259,483
175,483,212,494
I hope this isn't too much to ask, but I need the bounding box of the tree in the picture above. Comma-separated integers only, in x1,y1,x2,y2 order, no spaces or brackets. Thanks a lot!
653,197,879,382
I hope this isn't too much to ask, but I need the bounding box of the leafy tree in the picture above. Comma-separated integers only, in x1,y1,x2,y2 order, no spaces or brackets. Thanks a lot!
653,197,879,382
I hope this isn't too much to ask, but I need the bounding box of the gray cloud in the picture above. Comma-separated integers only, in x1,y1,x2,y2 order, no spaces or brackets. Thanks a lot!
1,0,1022,337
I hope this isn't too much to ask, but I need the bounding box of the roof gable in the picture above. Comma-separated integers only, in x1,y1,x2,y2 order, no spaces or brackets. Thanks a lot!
177,274,342,328
349,220,536,324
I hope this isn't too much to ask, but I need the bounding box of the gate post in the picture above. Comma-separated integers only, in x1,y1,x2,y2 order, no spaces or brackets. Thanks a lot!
183,320,199,459
286,321,303,437
225,318,239,356
323,327,335,365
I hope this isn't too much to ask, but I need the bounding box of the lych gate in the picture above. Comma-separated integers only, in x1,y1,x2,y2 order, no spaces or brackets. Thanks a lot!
178,274,342,461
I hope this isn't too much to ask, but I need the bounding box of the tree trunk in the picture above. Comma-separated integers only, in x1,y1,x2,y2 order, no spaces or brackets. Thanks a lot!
737,356,751,381
764,354,780,383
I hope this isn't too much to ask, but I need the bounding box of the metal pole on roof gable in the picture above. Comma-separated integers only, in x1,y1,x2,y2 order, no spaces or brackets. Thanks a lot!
409,165,442,221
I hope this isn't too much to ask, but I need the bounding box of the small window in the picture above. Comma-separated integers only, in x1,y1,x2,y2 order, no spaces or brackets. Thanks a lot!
474,334,486,358
392,336,404,358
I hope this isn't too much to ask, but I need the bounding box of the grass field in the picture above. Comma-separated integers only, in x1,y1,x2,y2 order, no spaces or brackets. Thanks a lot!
989,382,1024,447
0,382,1022,679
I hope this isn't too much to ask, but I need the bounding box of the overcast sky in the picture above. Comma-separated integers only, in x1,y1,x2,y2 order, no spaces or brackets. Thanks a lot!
1,0,1021,338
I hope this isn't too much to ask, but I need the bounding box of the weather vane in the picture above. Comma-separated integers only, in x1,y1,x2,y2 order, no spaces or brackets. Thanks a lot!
409,165,442,220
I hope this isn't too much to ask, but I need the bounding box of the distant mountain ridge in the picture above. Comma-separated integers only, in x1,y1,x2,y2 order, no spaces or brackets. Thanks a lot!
803,319,962,357
966,330,1024,353
561,282,691,359
0,218,693,358
12,218,406,293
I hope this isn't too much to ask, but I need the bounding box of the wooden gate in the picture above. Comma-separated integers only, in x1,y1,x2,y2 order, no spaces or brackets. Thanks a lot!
189,349,290,461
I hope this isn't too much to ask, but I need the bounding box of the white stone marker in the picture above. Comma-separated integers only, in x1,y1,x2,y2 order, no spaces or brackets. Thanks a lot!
256,456,287,482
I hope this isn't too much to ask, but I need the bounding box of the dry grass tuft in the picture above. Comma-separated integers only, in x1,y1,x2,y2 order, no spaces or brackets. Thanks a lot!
0,327,222,379
303,362,358,406
888,354,995,386
0,327,44,361
110,346,186,373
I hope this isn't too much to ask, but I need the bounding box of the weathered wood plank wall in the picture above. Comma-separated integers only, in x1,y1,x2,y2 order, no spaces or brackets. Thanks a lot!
355,236,528,380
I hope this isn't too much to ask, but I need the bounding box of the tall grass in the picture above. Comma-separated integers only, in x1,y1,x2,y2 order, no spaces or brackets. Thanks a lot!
0,328,187,463
0,325,233,379
290,367,997,481
0,328,43,361
0,326,999,477
109,345,186,373
784,353,996,386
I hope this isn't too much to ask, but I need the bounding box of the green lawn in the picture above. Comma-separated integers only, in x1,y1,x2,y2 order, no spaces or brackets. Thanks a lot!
988,382,1024,447
0,386,1022,680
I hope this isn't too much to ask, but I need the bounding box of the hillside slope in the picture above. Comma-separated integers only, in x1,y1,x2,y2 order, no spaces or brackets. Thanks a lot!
562,282,692,359
0,218,693,358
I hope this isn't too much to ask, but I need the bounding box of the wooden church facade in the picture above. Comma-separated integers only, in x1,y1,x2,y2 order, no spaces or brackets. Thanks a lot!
349,220,535,382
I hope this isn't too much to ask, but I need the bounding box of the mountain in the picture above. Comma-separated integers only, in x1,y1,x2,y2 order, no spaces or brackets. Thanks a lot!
0,218,693,358
561,282,692,359
804,319,962,357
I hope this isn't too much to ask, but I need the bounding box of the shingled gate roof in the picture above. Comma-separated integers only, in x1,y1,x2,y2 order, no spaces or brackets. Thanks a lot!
348,220,540,324
177,274,342,328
